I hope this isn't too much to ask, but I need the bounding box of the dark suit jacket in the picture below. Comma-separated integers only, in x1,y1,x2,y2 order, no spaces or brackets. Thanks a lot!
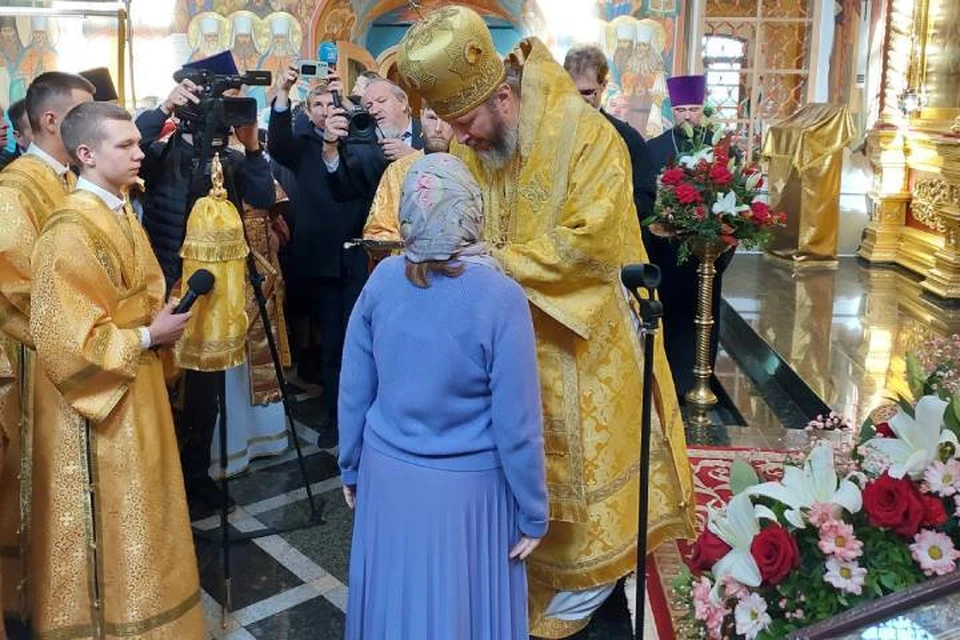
268,105,371,280
644,125,734,396
327,118,424,203
601,109,656,223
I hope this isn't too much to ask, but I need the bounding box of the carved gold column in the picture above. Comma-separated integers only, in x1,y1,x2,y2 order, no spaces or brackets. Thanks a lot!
858,130,909,262
857,0,917,263
921,140,960,298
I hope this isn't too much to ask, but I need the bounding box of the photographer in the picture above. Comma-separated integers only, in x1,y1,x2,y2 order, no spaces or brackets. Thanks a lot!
321,74,424,203
268,66,372,447
136,51,276,519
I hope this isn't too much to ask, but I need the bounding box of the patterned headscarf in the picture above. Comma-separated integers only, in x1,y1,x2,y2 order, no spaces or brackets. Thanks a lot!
399,153,500,271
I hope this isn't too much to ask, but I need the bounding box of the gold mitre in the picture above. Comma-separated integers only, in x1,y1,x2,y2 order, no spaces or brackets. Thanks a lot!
397,5,505,119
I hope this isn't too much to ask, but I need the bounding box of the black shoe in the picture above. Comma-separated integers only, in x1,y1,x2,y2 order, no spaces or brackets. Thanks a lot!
187,476,237,521
316,424,338,450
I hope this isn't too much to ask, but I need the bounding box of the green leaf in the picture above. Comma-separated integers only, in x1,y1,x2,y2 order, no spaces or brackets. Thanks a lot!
905,352,927,398
948,393,960,441
681,122,695,140
730,457,761,494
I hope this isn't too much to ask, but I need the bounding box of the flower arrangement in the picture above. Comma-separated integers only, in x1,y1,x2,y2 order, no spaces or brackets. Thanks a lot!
646,120,785,263
673,346,960,639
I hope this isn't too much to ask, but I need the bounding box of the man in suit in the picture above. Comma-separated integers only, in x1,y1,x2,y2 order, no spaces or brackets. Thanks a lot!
646,75,734,398
563,44,657,223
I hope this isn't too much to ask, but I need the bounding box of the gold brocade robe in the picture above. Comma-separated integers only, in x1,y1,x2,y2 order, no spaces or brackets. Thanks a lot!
364,150,423,242
451,39,695,636
243,204,292,404
0,155,74,619
29,192,204,639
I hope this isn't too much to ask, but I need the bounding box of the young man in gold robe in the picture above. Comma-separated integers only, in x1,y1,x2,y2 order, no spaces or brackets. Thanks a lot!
28,101,204,638
397,7,695,637
0,71,94,627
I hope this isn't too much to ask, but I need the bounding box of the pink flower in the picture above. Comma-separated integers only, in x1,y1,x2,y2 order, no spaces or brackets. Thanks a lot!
955,494,960,518
924,459,960,497
823,557,867,595
807,502,840,528
818,519,864,561
910,529,960,576
722,575,750,600
692,576,727,639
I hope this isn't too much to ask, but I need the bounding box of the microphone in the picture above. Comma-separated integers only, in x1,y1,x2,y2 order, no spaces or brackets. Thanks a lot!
174,269,215,314
621,264,661,293
318,41,343,108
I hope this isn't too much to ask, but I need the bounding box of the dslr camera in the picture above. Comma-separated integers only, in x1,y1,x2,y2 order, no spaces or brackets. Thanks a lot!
172,67,272,140
332,92,378,144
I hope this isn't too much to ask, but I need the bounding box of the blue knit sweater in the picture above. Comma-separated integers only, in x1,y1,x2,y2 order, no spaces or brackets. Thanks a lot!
338,256,549,538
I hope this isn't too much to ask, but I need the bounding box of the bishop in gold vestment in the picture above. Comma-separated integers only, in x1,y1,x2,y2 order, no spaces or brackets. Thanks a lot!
0,151,75,621
398,9,694,637
29,191,203,638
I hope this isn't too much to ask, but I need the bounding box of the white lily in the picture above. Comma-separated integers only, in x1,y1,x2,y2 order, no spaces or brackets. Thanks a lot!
712,191,750,217
678,147,714,169
745,171,763,191
745,442,862,528
707,492,777,601
860,395,958,480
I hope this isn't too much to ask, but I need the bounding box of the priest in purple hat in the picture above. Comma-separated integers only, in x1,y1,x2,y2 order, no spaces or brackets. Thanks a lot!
644,74,735,399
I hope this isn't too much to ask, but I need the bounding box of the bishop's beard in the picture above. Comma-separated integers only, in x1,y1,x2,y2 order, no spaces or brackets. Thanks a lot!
476,105,518,172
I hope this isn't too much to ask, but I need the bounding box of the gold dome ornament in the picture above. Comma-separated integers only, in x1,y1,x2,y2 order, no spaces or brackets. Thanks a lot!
175,153,250,372
397,5,505,120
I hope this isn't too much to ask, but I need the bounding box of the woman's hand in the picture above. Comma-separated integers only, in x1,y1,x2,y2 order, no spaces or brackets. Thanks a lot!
343,485,356,510
509,536,541,561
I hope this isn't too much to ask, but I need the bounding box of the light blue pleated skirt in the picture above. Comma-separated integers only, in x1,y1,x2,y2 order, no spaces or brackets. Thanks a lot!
345,445,529,640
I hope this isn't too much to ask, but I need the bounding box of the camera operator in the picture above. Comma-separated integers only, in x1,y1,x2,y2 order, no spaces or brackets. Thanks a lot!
268,66,375,448
135,52,276,519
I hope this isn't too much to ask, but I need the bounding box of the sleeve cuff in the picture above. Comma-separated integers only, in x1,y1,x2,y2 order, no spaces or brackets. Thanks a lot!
324,154,340,173
340,469,358,486
518,514,548,539
138,327,152,349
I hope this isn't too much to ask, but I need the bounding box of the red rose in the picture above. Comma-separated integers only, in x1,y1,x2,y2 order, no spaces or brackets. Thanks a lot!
675,183,703,204
750,201,771,225
687,529,731,574
921,495,948,527
695,205,707,220
749,524,800,586
862,473,925,537
661,168,685,186
874,421,895,438
709,164,734,186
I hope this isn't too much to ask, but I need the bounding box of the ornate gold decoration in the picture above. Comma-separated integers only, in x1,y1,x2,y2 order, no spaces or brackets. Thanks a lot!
910,178,951,232
396,5,506,119
952,115,960,134
684,240,725,427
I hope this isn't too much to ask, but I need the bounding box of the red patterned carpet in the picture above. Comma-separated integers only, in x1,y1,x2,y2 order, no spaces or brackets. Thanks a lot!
646,445,791,638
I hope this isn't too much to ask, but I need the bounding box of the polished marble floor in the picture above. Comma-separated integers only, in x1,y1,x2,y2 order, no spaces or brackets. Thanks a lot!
716,253,960,432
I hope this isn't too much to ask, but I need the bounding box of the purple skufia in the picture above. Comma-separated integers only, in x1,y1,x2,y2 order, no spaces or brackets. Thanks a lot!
667,75,706,107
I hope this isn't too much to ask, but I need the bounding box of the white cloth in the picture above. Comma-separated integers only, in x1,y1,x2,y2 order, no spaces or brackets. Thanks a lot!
208,363,289,477
544,583,618,621
26,142,69,176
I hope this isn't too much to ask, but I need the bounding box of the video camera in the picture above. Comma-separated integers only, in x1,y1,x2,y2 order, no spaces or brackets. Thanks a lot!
172,67,272,138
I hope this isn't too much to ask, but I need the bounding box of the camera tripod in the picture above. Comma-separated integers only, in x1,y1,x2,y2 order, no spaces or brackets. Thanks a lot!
621,264,663,640
181,130,324,627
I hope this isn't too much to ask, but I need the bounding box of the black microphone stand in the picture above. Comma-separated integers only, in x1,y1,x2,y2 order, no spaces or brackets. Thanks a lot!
185,114,324,628
621,264,663,640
